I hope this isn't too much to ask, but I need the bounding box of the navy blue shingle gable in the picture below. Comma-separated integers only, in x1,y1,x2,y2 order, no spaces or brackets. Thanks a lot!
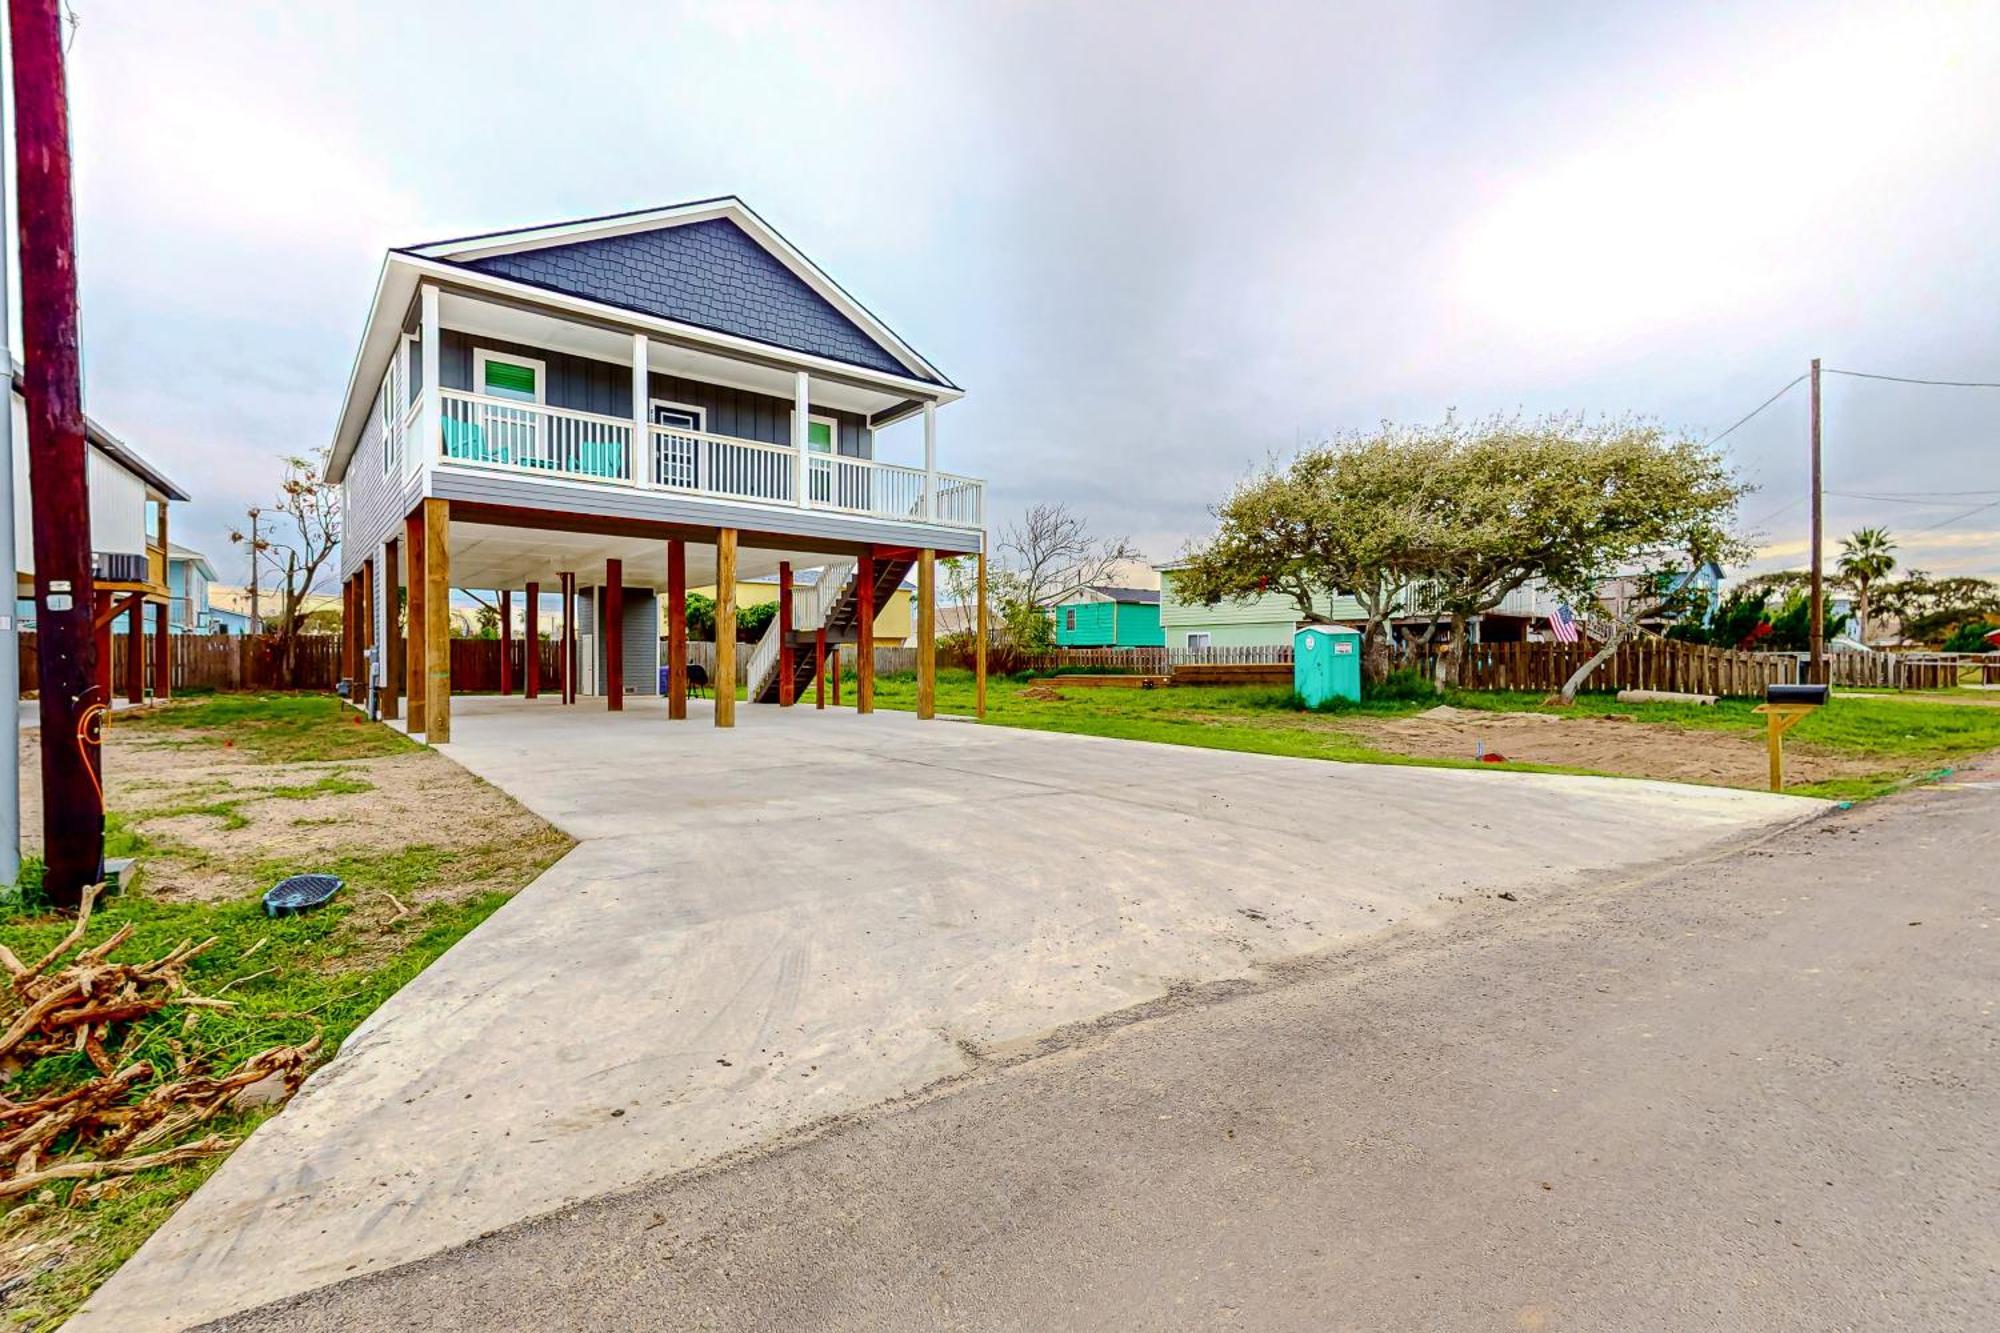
463,219,928,382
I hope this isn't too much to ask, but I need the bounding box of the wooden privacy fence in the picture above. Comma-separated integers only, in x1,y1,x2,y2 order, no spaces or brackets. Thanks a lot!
1404,639,1800,698
20,632,342,694
1823,651,1999,690
448,638,564,692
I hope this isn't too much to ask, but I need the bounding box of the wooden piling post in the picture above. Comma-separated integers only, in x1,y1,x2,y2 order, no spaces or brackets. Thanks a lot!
916,549,935,719
856,549,875,715
777,561,795,707
404,511,426,733
975,547,988,719
714,530,737,727
499,588,513,696
605,558,624,711
666,541,687,720
524,581,540,700
423,498,450,742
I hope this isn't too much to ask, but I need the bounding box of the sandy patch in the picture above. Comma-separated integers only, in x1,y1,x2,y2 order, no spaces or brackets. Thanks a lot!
18,717,566,905
1345,707,1887,790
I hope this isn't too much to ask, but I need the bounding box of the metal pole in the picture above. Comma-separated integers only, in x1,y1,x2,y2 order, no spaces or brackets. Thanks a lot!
1808,357,1824,684
10,0,101,908
247,508,261,633
0,42,18,889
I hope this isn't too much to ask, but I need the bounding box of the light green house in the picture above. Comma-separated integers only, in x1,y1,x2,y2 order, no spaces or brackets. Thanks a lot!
1053,586,1163,647
1156,564,1366,649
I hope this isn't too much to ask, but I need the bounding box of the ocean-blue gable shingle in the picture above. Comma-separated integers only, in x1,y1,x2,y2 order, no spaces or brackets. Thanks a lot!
464,218,925,382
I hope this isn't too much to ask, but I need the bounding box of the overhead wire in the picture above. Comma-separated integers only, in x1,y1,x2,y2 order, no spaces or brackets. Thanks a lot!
1821,367,2000,389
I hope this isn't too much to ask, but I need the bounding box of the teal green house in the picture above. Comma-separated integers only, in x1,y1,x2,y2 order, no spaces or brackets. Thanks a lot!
1156,563,1367,650
1052,586,1163,647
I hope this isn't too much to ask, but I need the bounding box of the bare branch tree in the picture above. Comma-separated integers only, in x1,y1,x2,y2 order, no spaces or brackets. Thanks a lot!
231,447,340,687
997,503,1142,610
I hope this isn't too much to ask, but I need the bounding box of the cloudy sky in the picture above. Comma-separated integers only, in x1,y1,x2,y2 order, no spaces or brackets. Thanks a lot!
39,0,2000,588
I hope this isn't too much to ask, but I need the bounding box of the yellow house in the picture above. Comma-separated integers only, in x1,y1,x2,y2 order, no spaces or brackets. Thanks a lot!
686,572,913,645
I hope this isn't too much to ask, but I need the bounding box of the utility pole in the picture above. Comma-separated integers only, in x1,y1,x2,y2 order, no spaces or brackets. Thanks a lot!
1808,356,1824,685
11,0,102,909
0,48,19,890
247,507,261,633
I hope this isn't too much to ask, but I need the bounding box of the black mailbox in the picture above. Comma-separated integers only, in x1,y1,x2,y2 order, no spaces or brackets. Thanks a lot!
1765,683,1829,706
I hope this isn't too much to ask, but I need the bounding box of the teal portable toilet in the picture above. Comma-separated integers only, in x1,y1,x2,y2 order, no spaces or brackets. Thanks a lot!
1293,623,1362,706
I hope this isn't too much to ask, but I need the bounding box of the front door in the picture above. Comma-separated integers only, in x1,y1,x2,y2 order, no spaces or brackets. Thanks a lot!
652,401,705,489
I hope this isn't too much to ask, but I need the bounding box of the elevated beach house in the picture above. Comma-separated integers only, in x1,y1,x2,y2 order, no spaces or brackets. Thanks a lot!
12,374,189,702
328,197,985,739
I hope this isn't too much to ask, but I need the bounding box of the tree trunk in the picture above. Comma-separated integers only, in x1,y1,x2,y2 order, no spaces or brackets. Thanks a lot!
1855,582,1869,645
1434,612,1467,690
1558,629,1625,704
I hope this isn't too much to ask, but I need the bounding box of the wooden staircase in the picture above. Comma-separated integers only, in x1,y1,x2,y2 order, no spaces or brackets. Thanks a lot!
750,553,916,704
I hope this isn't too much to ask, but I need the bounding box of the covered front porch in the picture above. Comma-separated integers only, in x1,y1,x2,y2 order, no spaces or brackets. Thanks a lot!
338,500,988,743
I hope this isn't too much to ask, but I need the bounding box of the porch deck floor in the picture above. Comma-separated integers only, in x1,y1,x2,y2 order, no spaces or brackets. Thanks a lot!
75,695,1826,1331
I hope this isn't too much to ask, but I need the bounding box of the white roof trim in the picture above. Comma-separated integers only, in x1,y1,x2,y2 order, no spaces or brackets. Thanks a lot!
402,197,950,389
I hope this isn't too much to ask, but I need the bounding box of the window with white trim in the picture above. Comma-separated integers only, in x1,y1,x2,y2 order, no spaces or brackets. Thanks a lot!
1186,631,1211,650
475,349,545,403
379,340,408,476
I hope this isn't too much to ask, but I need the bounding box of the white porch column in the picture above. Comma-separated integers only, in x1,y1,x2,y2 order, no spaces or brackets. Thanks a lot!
630,332,649,484
419,284,442,468
922,399,938,520
793,369,811,507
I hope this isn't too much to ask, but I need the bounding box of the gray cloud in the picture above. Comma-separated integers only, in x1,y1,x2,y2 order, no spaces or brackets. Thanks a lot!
53,0,2000,585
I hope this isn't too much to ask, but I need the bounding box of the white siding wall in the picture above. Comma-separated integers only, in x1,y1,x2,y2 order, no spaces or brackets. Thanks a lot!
341,366,421,582
1158,569,1366,636
11,390,154,577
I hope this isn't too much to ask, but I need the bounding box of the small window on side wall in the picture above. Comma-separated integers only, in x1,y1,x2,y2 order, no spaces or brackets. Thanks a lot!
1186,631,1211,650
476,350,544,403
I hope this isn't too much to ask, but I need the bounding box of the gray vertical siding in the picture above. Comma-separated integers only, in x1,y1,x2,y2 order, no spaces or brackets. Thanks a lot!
621,588,659,695
581,584,660,696
339,365,423,582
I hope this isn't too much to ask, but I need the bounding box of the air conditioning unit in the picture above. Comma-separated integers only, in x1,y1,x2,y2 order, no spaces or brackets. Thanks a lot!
92,551,149,583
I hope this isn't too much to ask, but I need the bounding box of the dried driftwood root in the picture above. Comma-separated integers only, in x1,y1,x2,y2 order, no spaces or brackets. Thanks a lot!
0,886,323,1200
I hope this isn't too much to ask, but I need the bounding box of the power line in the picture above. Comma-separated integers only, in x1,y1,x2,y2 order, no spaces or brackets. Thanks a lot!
1826,490,1988,507
1702,373,1808,448
1741,495,1806,530
1822,367,2000,389
1911,497,2000,533
1830,487,2000,498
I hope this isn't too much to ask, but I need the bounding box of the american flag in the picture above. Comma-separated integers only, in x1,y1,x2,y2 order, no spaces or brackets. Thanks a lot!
1549,603,1581,643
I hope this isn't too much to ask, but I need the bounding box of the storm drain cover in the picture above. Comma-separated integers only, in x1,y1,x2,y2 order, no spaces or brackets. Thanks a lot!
264,874,344,917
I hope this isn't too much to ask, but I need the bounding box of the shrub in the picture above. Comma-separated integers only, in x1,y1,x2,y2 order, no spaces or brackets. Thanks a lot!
1942,619,1999,653
1365,667,1437,703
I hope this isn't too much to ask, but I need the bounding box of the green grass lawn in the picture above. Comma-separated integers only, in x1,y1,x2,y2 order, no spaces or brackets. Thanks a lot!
2,695,571,1328
865,669,2000,802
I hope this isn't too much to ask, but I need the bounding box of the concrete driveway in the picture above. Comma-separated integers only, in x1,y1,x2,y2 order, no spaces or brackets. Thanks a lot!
76,696,1825,1331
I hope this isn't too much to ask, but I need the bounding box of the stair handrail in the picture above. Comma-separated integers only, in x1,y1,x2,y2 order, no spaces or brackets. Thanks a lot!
802,558,859,633
746,559,859,702
746,610,783,702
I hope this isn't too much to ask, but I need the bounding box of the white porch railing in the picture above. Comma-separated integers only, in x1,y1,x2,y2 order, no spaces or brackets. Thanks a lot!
650,424,797,504
440,389,636,482
813,454,927,520
431,388,984,528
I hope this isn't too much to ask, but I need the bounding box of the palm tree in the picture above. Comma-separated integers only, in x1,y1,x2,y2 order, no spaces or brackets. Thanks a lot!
1836,527,1897,644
